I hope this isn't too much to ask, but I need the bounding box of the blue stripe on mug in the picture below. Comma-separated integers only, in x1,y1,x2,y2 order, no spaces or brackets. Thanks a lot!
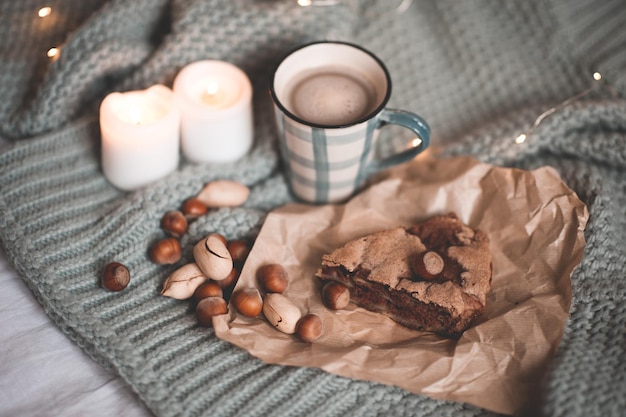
312,127,329,202
354,118,377,190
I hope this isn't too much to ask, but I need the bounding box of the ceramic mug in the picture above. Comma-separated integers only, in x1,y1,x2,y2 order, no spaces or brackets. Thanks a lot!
270,41,430,204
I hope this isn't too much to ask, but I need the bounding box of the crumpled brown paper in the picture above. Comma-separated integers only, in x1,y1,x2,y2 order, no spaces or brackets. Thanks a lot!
213,155,588,416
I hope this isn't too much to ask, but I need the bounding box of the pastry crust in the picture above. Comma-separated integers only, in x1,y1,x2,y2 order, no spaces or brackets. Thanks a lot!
316,213,492,337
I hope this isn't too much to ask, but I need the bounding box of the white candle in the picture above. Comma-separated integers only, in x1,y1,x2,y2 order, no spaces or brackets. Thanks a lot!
173,60,253,163
100,85,180,190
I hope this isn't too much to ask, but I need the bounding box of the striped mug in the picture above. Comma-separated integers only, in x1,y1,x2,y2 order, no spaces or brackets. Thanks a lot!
270,41,430,204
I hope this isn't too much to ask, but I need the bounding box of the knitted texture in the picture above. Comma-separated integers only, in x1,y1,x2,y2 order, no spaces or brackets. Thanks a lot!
0,1,625,416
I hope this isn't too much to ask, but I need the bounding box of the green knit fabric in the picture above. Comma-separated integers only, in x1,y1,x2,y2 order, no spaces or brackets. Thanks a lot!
0,1,625,416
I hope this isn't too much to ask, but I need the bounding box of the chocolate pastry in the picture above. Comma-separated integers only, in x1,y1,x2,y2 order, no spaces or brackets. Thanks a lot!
316,213,492,337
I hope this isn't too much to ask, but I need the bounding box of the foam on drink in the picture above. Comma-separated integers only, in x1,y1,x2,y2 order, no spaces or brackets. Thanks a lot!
287,68,377,126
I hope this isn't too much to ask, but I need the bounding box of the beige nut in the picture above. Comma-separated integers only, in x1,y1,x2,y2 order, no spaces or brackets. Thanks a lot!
196,180,250,208
161,263,207,300
262,293,302,334
193,233,233,281
412,251,444,280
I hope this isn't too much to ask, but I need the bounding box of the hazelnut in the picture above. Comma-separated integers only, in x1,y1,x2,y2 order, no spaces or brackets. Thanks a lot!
182,198,207,218
150,237,182,265
227,239,250,267
102,262,130,291
257,264,288,293
321,281,350,310
196,297,228,326
262,293,301,334
193,280,223,301
216,266,240,289
231,288,263,317
161,210,188,238
412,251,444,280
193,233,233,280
296,314,323,342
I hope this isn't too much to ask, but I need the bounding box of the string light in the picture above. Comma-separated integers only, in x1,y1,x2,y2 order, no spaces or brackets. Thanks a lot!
38,6,52,18
297,0,413,16
47,47,59,59
513,71,609,145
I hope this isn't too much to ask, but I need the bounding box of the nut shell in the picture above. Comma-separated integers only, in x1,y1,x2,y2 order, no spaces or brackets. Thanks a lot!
150,238,182,265
161,263,207,300
257,264,288,293
296,314,323,342
193,233,233,280
217,266,240,289
102,262,130,291
193,281,224,301
182,198,208,218
227,239,250,267
321,281,350,310
196,180,250,208
231,288,263,317
196,297,228,326
161,210,188,238
262,293,302,334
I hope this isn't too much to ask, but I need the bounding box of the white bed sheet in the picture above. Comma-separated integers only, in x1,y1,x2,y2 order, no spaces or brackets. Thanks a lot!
0,246,153,416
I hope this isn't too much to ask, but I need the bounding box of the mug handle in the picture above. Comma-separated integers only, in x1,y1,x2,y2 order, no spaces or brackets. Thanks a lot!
367,109,431,173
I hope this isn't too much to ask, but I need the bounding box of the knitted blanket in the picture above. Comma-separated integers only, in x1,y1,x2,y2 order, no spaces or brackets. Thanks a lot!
1,1,625,416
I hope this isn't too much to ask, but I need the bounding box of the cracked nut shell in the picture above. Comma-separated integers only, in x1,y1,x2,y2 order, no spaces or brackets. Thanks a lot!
262,293,301,334
193,233,233,280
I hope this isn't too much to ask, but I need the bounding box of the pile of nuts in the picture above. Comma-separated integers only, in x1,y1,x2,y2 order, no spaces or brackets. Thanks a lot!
101,178,331,343
149,180,251,266
161,231,249,323
101,179,250,292
237,264,324,342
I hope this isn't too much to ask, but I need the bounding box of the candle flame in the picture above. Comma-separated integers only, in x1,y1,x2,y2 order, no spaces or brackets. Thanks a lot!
129,107,143,125
206,81,219,96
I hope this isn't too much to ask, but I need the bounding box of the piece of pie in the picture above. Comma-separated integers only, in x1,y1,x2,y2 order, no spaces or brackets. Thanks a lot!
315,213,492,337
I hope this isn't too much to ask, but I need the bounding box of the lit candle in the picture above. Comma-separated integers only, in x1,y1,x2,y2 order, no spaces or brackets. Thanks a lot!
99,85,180,190
173,60,253,163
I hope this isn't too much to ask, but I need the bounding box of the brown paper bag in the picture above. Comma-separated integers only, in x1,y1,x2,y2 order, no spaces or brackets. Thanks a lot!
214,156,588,415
